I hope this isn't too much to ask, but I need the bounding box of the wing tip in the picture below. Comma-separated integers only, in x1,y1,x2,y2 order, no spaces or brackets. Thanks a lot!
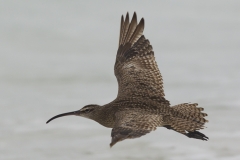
132,12,137,21
118,12,145,47
125,12,129,22
140,18,144,27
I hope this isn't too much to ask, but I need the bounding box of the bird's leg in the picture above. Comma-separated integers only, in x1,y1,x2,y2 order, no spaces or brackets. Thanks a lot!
164,125,209,141
185,131,209,141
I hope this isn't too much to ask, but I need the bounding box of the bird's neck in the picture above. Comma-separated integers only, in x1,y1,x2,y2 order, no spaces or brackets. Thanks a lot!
90,105,115,128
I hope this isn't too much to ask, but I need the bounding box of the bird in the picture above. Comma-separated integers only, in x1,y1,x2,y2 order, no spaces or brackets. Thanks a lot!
46,12,209,147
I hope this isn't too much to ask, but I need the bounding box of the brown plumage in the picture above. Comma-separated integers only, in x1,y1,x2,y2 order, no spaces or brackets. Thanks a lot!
46,12,209,147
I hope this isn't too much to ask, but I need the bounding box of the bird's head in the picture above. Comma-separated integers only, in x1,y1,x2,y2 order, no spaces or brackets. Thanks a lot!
46,104,100,124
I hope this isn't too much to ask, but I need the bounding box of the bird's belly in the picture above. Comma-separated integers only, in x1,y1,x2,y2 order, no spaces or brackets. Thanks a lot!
98,121,114,128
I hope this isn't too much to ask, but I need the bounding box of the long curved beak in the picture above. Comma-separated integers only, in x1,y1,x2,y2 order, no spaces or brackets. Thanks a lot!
46,111,79,124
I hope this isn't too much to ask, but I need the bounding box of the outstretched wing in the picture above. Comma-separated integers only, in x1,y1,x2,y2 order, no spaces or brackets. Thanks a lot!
110,110,162,147
115,12,169,105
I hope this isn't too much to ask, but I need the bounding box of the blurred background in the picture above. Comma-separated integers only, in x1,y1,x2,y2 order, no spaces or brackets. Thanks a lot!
0,0,240,160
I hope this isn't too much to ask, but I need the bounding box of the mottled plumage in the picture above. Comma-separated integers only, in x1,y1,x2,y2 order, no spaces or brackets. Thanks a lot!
47,12,209,147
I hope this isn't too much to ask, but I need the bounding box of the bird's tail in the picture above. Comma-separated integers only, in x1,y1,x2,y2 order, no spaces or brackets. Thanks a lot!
165,103,209,140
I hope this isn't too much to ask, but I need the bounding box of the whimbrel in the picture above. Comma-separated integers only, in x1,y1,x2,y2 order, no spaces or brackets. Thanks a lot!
46,12,209,147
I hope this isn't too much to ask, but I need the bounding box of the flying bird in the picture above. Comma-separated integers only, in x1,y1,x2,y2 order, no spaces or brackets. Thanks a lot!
46,12,209,147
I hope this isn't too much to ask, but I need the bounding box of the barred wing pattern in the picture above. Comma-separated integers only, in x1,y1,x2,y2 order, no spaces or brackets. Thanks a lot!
114,12,169,105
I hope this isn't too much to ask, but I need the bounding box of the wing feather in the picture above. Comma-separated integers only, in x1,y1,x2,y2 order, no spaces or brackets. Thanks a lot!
122,12,137,45
129,18,144,45
118,15,124,46
115,12,169,105
119,13,129,46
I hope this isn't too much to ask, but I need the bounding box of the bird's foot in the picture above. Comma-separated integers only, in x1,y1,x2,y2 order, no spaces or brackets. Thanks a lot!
186,130,209,141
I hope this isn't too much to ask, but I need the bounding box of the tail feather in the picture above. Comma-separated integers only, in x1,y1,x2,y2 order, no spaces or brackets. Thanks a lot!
172,103,208,123
170,117,205,132
164,103,209,140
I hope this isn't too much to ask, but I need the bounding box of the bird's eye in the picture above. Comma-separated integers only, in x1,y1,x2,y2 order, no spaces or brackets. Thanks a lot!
84,109,90,113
